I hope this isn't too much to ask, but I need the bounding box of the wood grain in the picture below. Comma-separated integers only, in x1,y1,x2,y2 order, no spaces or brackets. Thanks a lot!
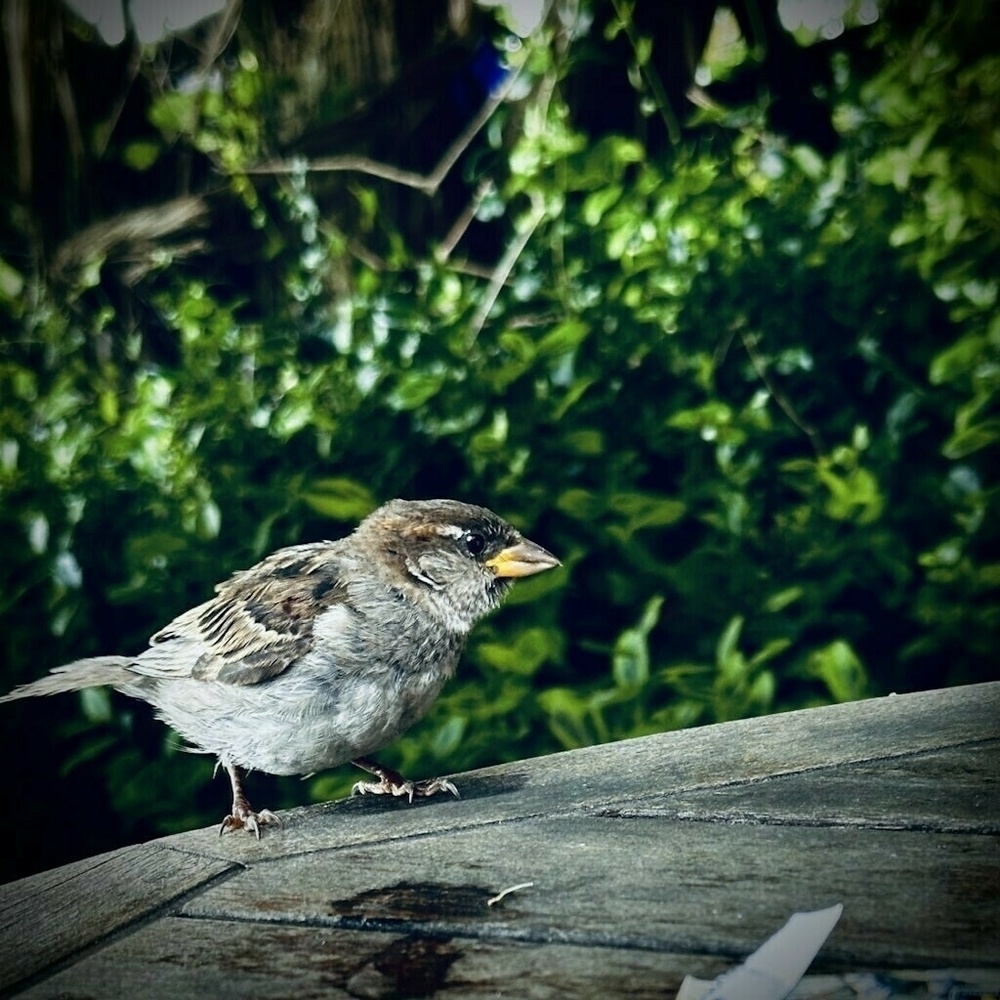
181,812,1000,967
591,743,1000,831
157,683,1000,867
0,844,236,994
16,915,731,999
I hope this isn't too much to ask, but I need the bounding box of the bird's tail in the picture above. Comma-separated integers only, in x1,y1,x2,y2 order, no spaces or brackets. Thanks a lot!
0,656,135,703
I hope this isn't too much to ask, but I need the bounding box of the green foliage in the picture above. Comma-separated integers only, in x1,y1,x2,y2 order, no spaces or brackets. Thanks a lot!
1,0,997,847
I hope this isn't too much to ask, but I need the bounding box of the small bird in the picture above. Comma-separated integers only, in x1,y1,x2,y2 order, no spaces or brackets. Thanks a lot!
1,499,559,837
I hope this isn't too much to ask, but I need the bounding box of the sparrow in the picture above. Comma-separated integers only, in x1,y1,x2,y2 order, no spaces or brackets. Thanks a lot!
1,499,559,837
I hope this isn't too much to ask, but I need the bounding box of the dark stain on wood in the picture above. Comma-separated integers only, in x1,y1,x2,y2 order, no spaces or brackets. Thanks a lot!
345,934,461,999
328,881,494,922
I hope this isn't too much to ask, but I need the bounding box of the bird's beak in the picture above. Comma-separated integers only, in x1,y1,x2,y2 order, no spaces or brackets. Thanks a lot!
485,539,561,578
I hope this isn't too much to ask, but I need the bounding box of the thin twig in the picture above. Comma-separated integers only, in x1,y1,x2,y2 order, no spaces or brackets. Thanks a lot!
50,12,86,170
609,0,681,145
441,258,504,282
197,0,243,79
345,238,386,273
714,323,738,369
3,0,32,196
466,194,546,345
436,178,495,263
93,40,143,159
487,882,534,907
247,153,435,190
738,325,824,456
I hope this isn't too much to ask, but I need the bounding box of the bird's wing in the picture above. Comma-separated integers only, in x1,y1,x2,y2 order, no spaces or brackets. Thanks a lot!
135,541,352,685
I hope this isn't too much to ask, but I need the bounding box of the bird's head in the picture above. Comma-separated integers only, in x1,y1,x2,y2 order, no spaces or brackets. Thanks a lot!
356,498,560,633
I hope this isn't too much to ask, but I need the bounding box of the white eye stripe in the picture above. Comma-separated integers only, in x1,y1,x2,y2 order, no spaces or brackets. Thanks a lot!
434,524,467,539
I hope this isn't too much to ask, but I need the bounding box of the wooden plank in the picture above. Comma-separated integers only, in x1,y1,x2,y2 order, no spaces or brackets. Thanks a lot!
180,815,1000,968
5,684,999,995
158,683,1000,865
15,915,733,999
0,844,236,994
19,914,1000,999
592,743,1000,832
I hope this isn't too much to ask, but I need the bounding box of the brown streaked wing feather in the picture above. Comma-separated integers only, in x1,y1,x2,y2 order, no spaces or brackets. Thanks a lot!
144,541,350,685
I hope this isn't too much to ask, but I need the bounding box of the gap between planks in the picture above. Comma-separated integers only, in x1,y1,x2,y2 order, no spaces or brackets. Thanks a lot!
172,904,758,961
2,851,245,1000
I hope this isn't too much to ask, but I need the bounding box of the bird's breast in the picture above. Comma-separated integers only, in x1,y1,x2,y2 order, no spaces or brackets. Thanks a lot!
145,599,465,775
248,602,463,773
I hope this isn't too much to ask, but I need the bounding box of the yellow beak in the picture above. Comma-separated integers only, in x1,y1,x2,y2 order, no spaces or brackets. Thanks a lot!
485,539,560,578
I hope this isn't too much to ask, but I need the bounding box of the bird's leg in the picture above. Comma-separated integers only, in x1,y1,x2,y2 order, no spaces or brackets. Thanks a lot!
218,759,280,839
350,755,460,802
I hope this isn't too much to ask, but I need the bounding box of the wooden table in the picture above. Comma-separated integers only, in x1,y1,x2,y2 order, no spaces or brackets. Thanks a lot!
2,682,998,998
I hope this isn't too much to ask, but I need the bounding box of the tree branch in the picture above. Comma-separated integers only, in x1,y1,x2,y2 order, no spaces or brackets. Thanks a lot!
244,66,520,198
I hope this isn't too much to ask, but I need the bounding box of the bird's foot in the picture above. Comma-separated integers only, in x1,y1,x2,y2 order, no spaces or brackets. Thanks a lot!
350,758,459,803
351,775,460,801
219,798,281,839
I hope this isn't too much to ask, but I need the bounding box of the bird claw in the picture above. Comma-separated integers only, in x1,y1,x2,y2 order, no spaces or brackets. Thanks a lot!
351,775,460,802
219,804,281,839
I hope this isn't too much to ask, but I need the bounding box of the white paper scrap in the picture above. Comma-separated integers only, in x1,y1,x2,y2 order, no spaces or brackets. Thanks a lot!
676,903,844,1000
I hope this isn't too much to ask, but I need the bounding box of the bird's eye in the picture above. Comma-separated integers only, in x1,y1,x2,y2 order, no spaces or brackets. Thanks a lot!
464,532,486,557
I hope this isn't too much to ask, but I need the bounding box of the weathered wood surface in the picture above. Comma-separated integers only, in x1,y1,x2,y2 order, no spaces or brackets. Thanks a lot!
0,845,236,994
2,682,999,998
16,918,733,1000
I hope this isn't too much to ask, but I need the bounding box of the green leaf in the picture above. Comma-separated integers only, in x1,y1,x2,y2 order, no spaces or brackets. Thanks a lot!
608,137,645,164
747,638,792,668
431,716,467,758
502,564,566,605
667,401,733,432
715,615,744,671
634,36,653,67
763,587,803,612
79,686,113,724
552,377,595,419
582,185,623,226
537,318,590,357
477,626,556,676
942,421,1000,459
0,256,25,302
196,498,221,540
608,491,686,533
563,429,604,455
889,221,922,247
123,140,161,171
388,370,446,410
806,640,867,703
556,488,604,521
612,629,648,689
271,397,313,437
537,687,595,749
747,669,776,710
791,144,824,179
817,465,884,523
299,478,376,520
612,595,663,690
148,91,201,136
929,335,986,385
